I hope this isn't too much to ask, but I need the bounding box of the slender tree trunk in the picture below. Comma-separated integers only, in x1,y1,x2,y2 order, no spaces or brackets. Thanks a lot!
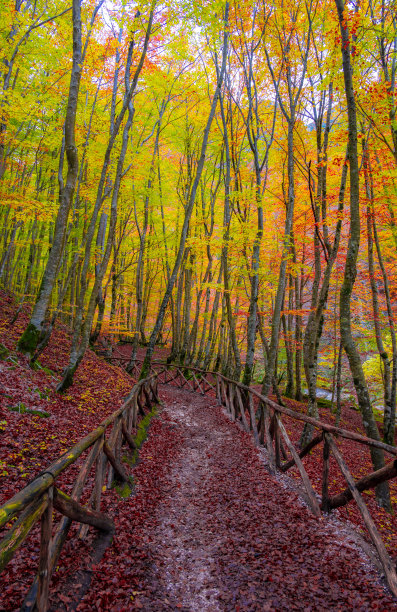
282,312,294,398
258,313,284,406
128,121,162,370
370,182,397,444
300,154,348,446
57,46,145,391
335,339,343,426
294,250,303,401
0,219,22,282
194,261,213,367
181,253,194,362
140,3,230,377
262,119,295,397
203,262,224,371
364,143,393,441
90,211,108,345
218,93,241,378
243,175,262,386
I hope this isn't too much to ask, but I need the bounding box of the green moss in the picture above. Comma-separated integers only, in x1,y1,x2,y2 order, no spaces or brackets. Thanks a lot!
42,366,55,377
317,397,333,409
139,365,149,380
56,362,80,393
115,477,135,498
111,406,159,499
123,453,136,467
8,403,50,418
302,395,334,410
0,343,9,360
31,361,56,377
135,409,156,447
35,387,51,400
119,406,158,475
17,323,41,354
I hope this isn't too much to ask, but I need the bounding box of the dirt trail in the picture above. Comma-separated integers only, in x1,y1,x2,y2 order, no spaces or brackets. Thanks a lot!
133,388,396,611
154,398,224,610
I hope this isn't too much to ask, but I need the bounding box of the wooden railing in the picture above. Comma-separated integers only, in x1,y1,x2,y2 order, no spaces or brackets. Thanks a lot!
111,357,397,597
0,372,160,611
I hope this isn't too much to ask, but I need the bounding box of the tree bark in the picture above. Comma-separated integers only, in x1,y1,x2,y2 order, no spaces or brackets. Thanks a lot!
17,0,102,354
335,0,390,509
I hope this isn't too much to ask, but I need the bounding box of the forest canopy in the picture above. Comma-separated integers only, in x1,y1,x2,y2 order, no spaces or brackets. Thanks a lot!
1,0,397,483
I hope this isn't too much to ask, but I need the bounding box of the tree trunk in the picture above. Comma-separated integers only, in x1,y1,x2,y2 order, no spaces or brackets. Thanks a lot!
335,0,390,509
219,91,241,379
262,119,295,398
18,0,83,354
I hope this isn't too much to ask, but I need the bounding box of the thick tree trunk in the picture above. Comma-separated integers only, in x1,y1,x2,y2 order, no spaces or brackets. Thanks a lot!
18,0,83,353
58,92,135,390
335,0,390,509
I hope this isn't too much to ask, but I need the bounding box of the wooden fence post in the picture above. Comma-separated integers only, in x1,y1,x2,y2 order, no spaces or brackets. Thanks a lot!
274,414,281,467
216,376,221,404
276,415,321,518
264,406,275,473
229,384,235,420
79,436,106,541
37,487,53,612
249,394,260,446
321,435,330,513
235,387,250,433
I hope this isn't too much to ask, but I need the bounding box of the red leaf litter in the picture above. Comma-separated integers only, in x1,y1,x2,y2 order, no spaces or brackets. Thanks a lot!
0,290,397,610
77,389,397,611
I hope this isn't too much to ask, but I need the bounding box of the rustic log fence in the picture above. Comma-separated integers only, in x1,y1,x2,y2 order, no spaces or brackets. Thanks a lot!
108,356,397,597
0,372,160,611
216,372,397,594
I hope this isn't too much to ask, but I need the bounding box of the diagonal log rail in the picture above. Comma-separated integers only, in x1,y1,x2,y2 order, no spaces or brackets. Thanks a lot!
110,357,397,597
0,371,161,611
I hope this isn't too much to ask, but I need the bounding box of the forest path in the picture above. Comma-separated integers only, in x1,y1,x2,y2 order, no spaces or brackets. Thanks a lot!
131,387,396,611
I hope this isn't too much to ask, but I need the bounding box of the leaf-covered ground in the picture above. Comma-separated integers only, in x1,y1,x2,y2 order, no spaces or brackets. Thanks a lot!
0,291,397,610
115,341,397,559
0,291,134,608
251,390,397,558
0,289,133,501
78,388,396,610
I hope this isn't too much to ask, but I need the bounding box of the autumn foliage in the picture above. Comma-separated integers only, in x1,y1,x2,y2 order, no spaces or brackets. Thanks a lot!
1,0,397,606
